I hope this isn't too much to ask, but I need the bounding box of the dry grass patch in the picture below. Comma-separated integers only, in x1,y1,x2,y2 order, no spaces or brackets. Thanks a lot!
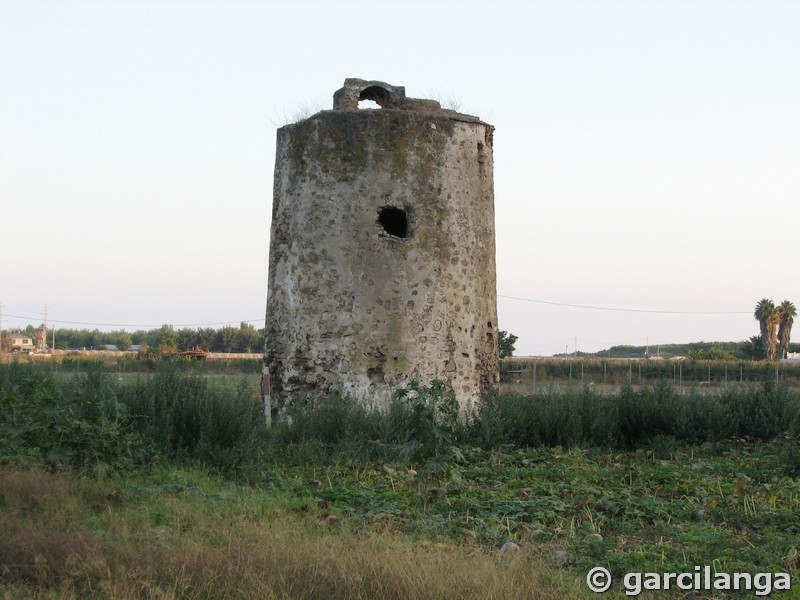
0,467,595,600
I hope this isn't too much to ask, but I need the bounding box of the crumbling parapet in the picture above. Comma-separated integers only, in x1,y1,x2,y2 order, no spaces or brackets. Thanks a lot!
333,78,443,112
265,79,498,421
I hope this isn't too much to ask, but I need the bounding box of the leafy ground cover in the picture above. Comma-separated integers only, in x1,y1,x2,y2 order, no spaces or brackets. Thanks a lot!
294,441,800,589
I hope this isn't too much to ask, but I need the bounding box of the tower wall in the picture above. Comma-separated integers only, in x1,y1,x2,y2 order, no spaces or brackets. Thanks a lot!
265,80,497,417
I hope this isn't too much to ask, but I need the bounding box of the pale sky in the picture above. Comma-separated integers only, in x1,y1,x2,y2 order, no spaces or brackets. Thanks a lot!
2,0,798,355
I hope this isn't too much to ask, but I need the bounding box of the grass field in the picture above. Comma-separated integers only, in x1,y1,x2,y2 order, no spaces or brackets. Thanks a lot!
3,361,800,598
0,465,595,600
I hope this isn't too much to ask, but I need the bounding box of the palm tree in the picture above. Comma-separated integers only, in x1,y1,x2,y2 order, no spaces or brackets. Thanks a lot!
768,309,782,361
778,300,797,359
754,298,779,361
744,335,765,360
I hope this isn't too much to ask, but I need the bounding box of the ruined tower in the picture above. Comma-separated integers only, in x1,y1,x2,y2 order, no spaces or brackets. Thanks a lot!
265,78,497,419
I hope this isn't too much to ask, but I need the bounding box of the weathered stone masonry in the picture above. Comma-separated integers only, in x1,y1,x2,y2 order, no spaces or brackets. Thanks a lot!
265,78,498,420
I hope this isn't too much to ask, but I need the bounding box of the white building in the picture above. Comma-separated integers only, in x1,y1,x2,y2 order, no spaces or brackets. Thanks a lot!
10,335,35,353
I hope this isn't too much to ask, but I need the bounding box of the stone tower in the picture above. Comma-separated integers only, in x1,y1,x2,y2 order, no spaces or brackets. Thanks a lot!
264,78,497,420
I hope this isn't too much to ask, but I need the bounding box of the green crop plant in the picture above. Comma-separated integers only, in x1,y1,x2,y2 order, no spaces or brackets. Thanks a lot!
394,378,465,477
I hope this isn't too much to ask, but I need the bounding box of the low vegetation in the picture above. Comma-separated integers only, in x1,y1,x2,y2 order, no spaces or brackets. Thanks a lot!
2,362,800,597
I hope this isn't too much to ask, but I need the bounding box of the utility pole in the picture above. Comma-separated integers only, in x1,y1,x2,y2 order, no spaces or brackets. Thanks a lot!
40,304,49,352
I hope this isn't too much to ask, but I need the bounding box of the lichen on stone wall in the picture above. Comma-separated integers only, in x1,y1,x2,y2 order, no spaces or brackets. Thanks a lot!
281,110,453,187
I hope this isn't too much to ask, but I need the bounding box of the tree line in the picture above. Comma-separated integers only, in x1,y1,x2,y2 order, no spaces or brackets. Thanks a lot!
1,322,264,355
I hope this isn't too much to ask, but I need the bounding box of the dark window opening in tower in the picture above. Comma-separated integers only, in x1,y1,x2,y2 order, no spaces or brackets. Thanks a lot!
378,207,408,238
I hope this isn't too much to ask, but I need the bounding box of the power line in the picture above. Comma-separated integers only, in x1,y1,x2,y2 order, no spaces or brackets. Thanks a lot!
498,294,751,315
0,293,753,329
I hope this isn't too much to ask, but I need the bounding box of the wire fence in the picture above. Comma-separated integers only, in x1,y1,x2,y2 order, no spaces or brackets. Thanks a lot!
500,357,800,394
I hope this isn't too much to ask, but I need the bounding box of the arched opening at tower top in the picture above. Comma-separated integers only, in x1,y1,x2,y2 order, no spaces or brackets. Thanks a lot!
358,85,391,108
378,207,408,238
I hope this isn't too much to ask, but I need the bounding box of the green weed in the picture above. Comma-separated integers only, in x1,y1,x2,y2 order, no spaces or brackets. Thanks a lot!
0,363,153,475
116,366,272,478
